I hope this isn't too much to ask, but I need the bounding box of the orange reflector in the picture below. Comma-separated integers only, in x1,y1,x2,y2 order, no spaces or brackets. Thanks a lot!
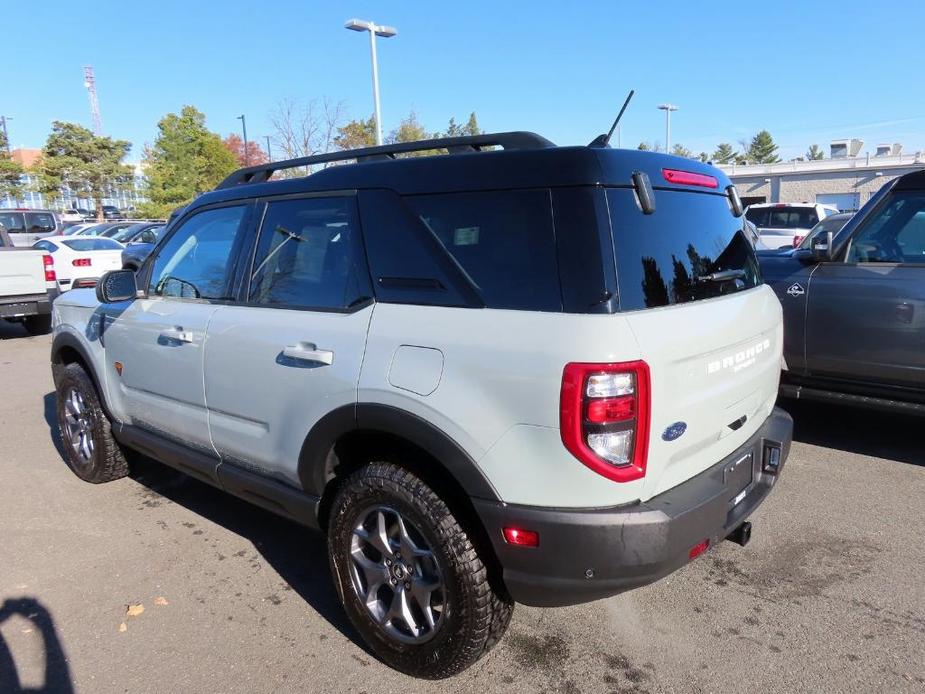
114,361,123,376
503,527,539,547
689,538,710,560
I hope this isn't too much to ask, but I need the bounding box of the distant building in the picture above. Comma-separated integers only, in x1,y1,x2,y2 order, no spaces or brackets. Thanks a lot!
718,139,925,212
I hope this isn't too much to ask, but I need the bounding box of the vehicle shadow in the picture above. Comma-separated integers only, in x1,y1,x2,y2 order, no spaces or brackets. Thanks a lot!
782,398,924,467
41,392,366,657
0,597,74,693
0,321,30,340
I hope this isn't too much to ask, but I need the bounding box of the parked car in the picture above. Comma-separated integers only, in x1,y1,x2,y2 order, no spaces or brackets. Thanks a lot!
60,208,90,224
74,221,136,237
32,236,125,292
50,133,791,678
104,221,162,243
756,212,853,256
61,223,94,236
745,202,839,250
89,205,125,220
0,209,64,247
0,225,58,333
760,169,925,412
120,226,164,271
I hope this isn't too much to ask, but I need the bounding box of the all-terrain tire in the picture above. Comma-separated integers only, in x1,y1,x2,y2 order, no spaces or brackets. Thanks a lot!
328,462,513,679
55,362,130,483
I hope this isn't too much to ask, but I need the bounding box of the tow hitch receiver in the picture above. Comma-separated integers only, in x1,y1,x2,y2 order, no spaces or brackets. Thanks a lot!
726,521,752,547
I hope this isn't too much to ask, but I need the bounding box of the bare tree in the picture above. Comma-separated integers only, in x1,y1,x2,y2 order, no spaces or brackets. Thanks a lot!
268,97,347,177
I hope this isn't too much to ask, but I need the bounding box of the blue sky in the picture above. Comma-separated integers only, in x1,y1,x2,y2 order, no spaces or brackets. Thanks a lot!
7,1,924,162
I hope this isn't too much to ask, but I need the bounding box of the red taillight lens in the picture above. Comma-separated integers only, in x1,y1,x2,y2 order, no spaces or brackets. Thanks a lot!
72,258,92,267
689,538,710,560
502,527,539,547
792,235,804,248
560,361,651,483
662,168,718,189
43,254,56,282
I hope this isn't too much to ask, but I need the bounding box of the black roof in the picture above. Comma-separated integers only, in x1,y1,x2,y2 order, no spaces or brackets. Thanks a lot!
190,132,733,213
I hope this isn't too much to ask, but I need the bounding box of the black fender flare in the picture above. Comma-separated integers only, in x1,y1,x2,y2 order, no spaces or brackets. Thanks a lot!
297,403,501,502
50,332,115,419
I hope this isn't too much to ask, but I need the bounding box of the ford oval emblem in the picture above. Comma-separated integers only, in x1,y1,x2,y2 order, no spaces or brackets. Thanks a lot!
662,422,687,442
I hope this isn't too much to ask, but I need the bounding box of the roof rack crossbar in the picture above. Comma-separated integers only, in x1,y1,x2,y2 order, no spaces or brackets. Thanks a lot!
216,131,555,189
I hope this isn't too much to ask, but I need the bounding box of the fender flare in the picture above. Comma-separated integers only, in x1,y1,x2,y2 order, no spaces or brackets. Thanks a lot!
50,331,112,416
297,403,501,502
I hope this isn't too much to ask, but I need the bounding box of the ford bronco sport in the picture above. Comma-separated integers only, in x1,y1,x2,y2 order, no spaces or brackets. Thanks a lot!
50,132,792,678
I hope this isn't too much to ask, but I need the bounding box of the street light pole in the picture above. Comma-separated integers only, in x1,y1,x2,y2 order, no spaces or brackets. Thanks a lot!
264,135,272,162
237,114,249,166
657,104,678,154
345,18,398,146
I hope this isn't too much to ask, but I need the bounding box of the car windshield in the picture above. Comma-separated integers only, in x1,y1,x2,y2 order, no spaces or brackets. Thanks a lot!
61,238,123,251
798,215,850,249
746,206,820,229
111,224,148,242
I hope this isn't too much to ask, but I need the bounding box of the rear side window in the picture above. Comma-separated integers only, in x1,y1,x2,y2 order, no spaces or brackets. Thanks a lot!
608,189,761,311
25,212,56,233
62,238,123,251
403,189,561,311
248,196,370,310
746,206,818,229
0,212,25,233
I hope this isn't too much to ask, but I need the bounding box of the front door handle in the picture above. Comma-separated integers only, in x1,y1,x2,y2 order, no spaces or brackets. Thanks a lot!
159,327,194,343
282,342,334,365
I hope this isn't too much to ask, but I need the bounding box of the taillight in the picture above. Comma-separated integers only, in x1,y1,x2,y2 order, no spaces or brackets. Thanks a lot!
662,168,718,189
502,527,539,547
43,254,56,282
560,360,650,483
72,258,92,267
792,235,804,248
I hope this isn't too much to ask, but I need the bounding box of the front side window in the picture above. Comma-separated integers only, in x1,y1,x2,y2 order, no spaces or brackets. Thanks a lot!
848,192,925,264
148,205,247,300
25,212,56,233
249,196,368,310
0,212,25,233
403,189,561,311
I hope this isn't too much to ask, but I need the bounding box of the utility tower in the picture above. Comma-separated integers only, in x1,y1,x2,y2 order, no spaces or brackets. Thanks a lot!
83,65,103,135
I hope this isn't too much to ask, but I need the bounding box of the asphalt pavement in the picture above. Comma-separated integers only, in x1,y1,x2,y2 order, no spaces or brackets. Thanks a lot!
1,321,923,693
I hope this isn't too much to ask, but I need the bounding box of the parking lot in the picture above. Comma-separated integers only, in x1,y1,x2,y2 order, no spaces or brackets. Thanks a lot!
1,322,923,694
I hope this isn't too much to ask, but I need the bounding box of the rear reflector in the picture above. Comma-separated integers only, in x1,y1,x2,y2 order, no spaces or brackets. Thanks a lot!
689,539,710,560
43,254,56,282
503,527,539,547
662,168,719,189
586,396,634,423
72,258,92,267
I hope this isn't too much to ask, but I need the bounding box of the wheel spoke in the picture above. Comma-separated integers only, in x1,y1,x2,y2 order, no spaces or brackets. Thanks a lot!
79,433,92,461
395,515,431,560
409,576,439,629
351,550,389,606
387,584,421,638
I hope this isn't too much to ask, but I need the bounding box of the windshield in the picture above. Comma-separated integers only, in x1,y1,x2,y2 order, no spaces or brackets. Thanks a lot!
608,189,761,310
746,206,820,229
798,215,849,249
62,238,123,251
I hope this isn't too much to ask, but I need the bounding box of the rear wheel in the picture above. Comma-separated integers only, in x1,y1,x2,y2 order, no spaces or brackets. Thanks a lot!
55,363,130,483
23,314,52,335
328,462,513,678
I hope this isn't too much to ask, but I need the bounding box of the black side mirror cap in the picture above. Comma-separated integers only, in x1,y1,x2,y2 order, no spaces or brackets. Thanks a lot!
96,269,139,303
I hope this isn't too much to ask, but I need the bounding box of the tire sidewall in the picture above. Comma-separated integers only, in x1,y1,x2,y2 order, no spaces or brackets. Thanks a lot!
328,471,475,676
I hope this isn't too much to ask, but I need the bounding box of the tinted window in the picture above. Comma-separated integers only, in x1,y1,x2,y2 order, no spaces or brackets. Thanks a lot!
403,189,561,311
62,238,123,251
25,212,56,233
607,189,761,311
747,206,818,229
148,205,247,300
848,192,925,263
0,212,25,233
33,240,57,253
249,197,368,310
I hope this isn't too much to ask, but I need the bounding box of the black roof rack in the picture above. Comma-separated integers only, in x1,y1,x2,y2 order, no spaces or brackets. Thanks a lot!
216,131,555,189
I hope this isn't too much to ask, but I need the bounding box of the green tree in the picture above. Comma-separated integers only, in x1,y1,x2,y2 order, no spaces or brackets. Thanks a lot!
637,142,652,151
440,112,482,138
388,111,438,156
698,152,709,163
711,143,737,164
0,129,25,204
334,115,377,150
671,143,694,159
37,121,131,219
141,106,237,219
806,144,824,160
746,130,781,164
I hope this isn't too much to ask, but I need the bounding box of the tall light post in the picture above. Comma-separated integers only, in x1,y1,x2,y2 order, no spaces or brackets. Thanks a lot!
264,135,272,162
345,18,398,146
236,114,249,166
657,103,678,154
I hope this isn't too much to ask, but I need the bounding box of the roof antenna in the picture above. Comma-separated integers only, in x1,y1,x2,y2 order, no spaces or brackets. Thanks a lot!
588,90,634,148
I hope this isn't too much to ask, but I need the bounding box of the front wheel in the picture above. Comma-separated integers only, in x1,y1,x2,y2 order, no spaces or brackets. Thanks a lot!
328,462,513,679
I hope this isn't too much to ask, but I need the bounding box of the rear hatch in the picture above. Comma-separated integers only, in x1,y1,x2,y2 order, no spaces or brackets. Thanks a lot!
606,184,782,499
0,249,48,296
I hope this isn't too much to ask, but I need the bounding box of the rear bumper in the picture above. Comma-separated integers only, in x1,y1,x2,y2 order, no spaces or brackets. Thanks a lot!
0,289,58,319
474,406,792,607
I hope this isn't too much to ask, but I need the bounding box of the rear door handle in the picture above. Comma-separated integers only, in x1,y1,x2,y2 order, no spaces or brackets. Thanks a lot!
159,327,194,343
282,342,334,365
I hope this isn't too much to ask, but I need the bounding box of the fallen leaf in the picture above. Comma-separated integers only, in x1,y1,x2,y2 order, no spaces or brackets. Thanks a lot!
126,604,145,617
118,623,127,633
154,597,169,606
21,628,33,634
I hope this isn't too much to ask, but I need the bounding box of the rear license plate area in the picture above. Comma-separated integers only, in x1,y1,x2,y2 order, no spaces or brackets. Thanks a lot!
724,452,753,508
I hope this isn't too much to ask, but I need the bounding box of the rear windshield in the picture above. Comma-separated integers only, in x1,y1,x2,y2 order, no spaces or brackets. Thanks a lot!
746,206,819,229
607,189,761,311
62,238,123,251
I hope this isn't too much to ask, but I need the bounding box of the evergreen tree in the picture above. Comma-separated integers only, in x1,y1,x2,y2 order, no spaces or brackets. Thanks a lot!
334,116,377,150
746,130,781,164
712,143,737,164
806,144,824,160
0,128,24,203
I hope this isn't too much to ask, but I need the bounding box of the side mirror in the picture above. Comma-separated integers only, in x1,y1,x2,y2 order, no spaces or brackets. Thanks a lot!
96,269,138,303
812,230,834,262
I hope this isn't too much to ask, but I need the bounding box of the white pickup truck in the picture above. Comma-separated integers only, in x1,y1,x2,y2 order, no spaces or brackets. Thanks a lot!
0,226,58,334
